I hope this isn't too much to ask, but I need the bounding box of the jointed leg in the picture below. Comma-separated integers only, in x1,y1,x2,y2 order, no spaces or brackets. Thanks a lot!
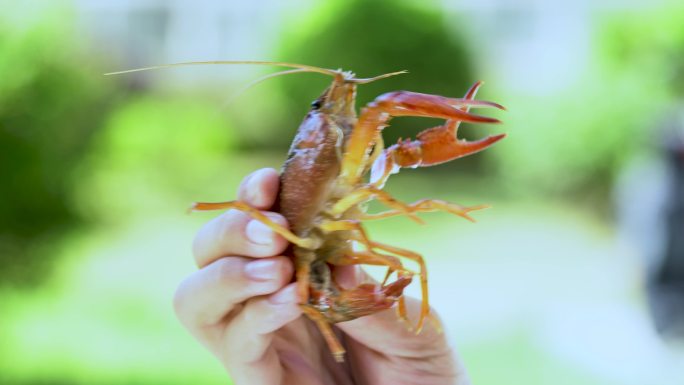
360,199,490,223
295,263,310,304
318,219,374,250
318,219,417,330
331,250,415,275
328,187,423,224
367,240,430,333
301,305,345,362
372,246,443,335
333,249,412,324
332,247,416,331
318,219,417,274
393,271,414,330
396,295,408,325
191,200,319,249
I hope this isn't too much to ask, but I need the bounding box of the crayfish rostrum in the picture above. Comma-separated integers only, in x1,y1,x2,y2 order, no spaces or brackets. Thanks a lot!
108,61,506,362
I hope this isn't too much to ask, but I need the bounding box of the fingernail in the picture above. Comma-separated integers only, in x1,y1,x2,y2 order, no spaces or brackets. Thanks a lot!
246,219,274,245
244,259,278,281
247,169,268,188
245,168,272,203
270,284,296,305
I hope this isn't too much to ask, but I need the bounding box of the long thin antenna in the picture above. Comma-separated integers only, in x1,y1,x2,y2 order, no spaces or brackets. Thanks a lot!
222,68,310,107
105,60,341,77
351,70,408,84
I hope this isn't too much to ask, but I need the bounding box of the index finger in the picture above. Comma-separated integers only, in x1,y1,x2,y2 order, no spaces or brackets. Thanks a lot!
192,168,288,267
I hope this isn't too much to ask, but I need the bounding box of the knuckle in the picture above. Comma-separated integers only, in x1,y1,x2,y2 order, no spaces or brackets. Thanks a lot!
241,298,278,334
245,295,298,336
274,256,294,281
191,211,248,266
254,305,282,334
211,257,246,288
241,297,261,326
217,210,248,241
194,210,250,263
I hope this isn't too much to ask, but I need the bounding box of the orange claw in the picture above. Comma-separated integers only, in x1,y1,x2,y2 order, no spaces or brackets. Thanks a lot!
341,85,504,185
370,82,506,186
391,129,506,168
370,128,506,185
332,275,413,320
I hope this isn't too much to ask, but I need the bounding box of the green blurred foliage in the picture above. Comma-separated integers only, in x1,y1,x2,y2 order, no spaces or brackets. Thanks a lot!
494,79,663,206
0,4,120,286
599,4,684,97
492,6,684,206
278,0,473,107
75,94,237,223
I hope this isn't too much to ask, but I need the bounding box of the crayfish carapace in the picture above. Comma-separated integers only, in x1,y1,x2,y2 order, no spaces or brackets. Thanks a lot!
108,61,506,362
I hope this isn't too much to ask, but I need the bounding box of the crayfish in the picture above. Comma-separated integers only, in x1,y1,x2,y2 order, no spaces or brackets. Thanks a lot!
108,61,506,362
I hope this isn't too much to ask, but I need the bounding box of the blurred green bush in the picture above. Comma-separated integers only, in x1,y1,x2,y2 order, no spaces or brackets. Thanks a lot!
599,5,684,97
76,94,237,222
0,6,120,286
492,6,684,206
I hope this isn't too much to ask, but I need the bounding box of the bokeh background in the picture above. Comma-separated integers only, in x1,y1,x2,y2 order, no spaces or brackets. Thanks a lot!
2,0,684,384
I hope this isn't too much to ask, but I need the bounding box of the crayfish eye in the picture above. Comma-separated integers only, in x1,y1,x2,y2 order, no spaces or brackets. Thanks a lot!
311,99,323,110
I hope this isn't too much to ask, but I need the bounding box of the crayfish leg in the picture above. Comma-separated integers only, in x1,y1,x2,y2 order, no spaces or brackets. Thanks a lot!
329,250,410,274
368,240,430,334
295,262,310,304
190,200,318,249
360,199,490,223
317,219,418,275
316,216,431,333
329,187,423,224
301,305,346,362
396,286,413,331
318,219,374,250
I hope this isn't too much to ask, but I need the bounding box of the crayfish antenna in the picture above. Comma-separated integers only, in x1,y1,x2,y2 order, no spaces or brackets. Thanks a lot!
105,60,361,109
105,60,342,77
351,70,408,84
105,60,408,86
222,68,310,107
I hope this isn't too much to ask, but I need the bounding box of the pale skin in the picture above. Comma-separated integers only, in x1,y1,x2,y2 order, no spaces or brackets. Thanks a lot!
173,168,470,385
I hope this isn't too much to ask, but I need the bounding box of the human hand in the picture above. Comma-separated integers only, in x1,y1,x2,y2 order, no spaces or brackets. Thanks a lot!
173,168,470,385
